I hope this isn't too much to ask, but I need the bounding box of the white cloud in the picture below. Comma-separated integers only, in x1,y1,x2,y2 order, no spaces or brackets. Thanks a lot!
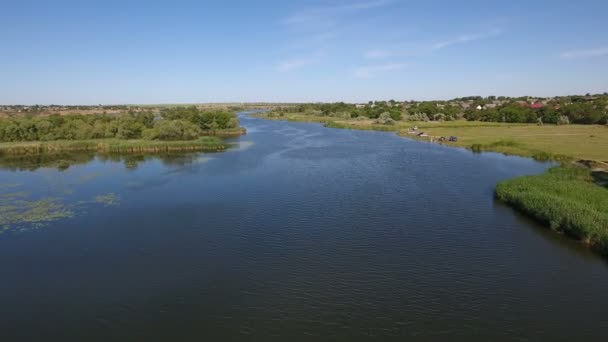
353,63,405,78
560,47,608,59
432,29,503,50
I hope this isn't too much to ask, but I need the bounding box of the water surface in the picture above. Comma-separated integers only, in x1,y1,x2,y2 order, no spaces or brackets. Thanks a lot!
1,113,607,341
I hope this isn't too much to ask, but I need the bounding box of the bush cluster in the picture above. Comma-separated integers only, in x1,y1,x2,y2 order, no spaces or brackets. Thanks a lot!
0,107,239,142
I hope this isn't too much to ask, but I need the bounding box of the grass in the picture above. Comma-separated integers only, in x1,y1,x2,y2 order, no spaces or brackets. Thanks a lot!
496,165,608,255
399,122,608,162
0,137,228,155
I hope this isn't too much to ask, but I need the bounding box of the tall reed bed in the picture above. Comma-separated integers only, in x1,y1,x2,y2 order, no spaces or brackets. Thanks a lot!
496,165,608,255
0,137,227,155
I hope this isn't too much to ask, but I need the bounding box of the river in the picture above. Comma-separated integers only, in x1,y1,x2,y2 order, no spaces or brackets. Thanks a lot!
1,112,607,341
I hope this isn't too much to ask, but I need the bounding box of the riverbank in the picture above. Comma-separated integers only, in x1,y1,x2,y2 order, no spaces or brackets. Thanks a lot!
201,127,247,137
255,112,608,256
257,113,607,162
0,136,230,155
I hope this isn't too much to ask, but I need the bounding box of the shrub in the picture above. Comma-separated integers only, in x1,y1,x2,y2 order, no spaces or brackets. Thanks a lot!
557,115,570,125
0,107,241,143
150,120,202,141
404,113,430,121
374,112,396,125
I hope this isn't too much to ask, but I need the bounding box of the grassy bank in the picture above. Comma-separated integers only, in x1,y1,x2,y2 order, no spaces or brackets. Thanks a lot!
256,113,608,163
496,166,608,255
397,122,607,162
0,137,228,155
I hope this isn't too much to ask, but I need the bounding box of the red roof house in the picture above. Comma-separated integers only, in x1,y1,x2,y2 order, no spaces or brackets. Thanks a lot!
531,102,544,109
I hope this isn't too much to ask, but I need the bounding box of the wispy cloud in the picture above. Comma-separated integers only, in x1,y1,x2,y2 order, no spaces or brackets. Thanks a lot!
432,28,503,50
282,0,391,27
277,1,394,72
560,47,608,59
353,63,405,78
364,28,503,60
276,53,323,72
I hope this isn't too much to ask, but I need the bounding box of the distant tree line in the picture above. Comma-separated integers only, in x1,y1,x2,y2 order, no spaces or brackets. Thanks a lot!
272,102,403,121
270,95,608,124
463,101,607,124
0,107,239,142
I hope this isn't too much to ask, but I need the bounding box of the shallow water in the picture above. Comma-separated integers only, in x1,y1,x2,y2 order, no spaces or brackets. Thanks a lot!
1,113,607,341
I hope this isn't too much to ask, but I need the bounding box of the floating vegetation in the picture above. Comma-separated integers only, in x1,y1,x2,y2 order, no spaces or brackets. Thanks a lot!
0,191,30,200
0,183,120,234
0,151,214,234
0,182,23,189
0,197,73,232
94,193,120,206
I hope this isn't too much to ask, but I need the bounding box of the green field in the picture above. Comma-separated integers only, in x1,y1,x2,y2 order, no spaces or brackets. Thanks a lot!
398,121,608,162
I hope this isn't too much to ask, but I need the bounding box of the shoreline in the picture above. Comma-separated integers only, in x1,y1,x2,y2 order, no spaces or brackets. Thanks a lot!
0,136,233,155
257,114,608,169
255,113,608,256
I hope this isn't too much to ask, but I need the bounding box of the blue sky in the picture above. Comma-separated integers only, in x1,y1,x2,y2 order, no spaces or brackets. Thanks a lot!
2,0,608,104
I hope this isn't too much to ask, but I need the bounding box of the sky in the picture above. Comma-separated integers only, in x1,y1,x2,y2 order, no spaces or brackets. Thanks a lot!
1,0,608,104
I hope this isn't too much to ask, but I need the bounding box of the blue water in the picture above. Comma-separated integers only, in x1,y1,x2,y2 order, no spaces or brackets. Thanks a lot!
1,113,606,341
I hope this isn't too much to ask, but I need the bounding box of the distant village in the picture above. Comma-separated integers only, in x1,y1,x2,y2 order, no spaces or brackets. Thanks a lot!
0,103,289,117
352,93,608,111
1,93,607,125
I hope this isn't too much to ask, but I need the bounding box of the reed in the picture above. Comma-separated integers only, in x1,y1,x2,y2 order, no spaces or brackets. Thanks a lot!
201,127,247,137
0,137,227,156
496,165,608,255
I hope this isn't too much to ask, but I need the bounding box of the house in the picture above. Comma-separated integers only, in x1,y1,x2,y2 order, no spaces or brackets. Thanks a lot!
531,102,544,109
